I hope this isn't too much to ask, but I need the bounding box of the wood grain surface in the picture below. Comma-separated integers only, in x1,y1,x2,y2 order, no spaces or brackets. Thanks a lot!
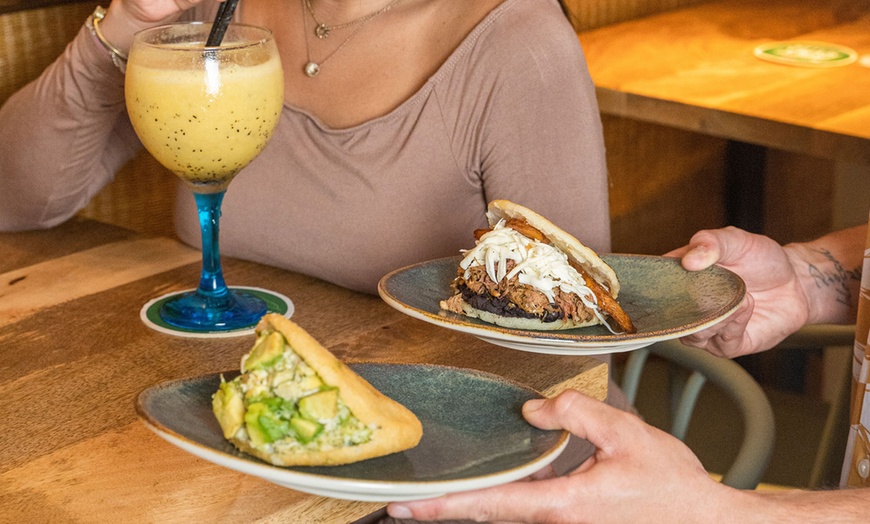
579,0,870,162
0,218,607,523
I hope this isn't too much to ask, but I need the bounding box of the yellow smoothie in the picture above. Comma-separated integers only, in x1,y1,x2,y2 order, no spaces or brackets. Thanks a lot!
126,46,283,193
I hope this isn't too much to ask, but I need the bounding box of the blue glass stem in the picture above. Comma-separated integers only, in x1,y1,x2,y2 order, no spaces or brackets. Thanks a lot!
195,191,230,301
156,190,267,331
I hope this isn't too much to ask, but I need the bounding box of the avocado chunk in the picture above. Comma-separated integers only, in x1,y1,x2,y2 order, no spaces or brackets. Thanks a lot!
212,379,245,439
298,387,339,421
297,374,324,392
243,331,285,372
290,416,323,444
244,402,291,446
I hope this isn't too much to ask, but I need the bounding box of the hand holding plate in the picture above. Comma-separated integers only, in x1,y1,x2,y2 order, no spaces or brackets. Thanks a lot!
387,390,736,523
665,227,810,358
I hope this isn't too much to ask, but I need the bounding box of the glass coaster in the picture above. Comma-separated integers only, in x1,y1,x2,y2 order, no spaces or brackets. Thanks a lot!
141,286,294,338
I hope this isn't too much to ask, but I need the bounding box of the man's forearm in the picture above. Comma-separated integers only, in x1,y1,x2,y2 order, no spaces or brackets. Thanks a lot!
740,486,870,523
785,224,866,325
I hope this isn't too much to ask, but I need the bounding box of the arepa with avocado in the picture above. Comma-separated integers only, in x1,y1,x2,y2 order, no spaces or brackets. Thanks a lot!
212,313,423,466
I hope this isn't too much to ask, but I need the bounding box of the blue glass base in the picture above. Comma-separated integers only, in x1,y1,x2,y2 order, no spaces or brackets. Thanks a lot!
159,288,268,332
141,287,293,338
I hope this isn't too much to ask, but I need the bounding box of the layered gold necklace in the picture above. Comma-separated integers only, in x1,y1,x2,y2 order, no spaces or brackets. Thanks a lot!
301,0,405,77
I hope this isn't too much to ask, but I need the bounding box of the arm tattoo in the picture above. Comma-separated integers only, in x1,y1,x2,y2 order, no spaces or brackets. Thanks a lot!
807,248,862,306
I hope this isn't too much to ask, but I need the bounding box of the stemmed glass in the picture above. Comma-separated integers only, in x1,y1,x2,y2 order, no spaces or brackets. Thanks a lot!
126,23,284,332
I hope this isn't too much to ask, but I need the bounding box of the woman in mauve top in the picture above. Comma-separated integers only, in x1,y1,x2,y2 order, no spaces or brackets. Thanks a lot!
0,0,609,295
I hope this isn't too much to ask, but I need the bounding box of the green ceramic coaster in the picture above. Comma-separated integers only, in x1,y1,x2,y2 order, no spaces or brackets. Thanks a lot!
754,41,857,68
140,287,294,338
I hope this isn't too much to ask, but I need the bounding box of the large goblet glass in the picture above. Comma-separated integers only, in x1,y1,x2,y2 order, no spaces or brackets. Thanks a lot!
126,23,284,332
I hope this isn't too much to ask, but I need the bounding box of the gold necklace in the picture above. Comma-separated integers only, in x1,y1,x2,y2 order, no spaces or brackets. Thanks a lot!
300,0,403,77
304,0,403,39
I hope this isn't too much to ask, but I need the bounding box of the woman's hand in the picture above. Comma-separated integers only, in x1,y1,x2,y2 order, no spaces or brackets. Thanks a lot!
99,0,222,53
110,0,217,25
386,391,738,524
664,226,810,358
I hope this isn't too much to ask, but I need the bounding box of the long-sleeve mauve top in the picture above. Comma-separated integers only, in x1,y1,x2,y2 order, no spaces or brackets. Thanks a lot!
0,0,610,295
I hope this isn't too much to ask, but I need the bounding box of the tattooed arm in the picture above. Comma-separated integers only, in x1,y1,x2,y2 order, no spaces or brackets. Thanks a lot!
788,226,864,324
664,225,865,358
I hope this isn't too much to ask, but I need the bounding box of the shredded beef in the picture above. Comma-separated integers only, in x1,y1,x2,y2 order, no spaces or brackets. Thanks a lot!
552,287,595,323
453,261,599,324
458,283,563,322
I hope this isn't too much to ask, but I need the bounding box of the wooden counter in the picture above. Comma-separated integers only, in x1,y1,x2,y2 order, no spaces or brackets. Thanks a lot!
579,0,870,230
579,0,870,162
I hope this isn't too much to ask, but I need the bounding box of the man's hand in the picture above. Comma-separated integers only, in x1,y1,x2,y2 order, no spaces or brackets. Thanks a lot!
387,391,738,523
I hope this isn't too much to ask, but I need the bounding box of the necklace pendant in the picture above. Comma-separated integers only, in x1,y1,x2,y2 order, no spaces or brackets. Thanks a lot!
304,62,321,77
314,23,330,38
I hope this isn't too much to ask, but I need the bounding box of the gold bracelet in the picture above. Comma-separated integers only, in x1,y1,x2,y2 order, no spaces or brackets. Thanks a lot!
86,6,127,73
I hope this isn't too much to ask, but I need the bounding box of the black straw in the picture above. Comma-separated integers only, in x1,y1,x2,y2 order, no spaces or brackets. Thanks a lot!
206,0,241,47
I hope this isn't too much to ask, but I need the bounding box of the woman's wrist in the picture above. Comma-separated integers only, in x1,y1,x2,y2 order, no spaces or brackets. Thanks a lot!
87,7,128,72
86,2,191,73
97,1,186,57
98,3,150,56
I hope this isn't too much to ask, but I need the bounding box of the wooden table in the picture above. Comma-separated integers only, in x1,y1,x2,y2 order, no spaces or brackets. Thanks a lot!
578,0,870,229
0,219,608,523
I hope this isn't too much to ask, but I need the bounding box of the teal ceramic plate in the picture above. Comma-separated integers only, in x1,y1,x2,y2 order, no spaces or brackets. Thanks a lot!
136,363,568,502
378,255,745,355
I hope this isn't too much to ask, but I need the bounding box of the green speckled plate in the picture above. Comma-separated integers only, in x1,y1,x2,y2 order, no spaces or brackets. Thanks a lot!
136,363,568,502
378,255,745,355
